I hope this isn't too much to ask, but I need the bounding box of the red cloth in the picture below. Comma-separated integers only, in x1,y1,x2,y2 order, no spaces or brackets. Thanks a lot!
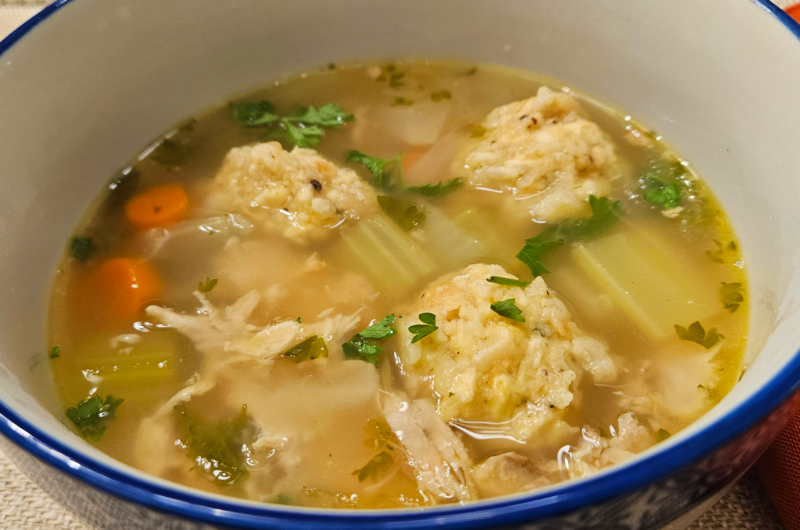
758,410,800,530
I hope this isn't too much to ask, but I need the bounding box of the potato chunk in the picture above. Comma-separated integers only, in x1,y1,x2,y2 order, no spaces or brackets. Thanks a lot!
460,87,622,222
208,142,378,242
398,263,616,440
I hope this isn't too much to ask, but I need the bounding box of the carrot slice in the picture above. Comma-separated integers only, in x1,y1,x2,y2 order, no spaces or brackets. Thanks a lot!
787,4,800,23
125,184,189,229
402,145,432,173
79,258,162,326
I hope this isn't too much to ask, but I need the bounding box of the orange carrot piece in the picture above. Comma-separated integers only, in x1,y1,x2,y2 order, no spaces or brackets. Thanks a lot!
401,145,431,173
81,258,162,326
125,184,189,229
787,4,800,23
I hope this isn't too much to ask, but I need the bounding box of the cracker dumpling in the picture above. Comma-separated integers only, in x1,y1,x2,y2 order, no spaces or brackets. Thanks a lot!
398,263,617,440
208,142,378,242
461,86,622,222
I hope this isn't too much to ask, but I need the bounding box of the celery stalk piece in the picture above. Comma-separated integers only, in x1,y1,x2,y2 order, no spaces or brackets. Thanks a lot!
420,207,487,271
571,232,718,340
339,214,436,293
76,332,178,400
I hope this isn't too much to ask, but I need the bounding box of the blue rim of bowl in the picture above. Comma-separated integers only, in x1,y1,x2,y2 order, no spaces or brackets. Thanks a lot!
0,1,799,528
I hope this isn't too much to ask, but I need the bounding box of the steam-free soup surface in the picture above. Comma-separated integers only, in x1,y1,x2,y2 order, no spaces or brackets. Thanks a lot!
47,60,747,508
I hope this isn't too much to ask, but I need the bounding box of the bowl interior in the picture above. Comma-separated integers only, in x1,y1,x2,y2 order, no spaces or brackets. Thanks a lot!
1,0,800,519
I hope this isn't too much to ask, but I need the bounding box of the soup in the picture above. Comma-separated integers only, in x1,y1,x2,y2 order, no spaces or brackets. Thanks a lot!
47,60,747,508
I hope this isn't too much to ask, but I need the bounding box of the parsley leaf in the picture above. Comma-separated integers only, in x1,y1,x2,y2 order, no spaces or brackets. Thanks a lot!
342,315,397,364
346,150,403,191
391,97,414,107
283,121,323,148
352,451,394,482
229,101,352,148
706,239,738,264
175,404,253,485
409,313,438,343
48,345,61,359
70,237,93,262
378,195,426,231
655,428,672,442
342,335,384,364
404,178,463,197
66,395,123,441
229,101,279,126
490,298,526,322
347,150,462,198
282,335,328,363
198,277,218,293
431,90,452,102
487,276,531,288
674,321,723,349
516,195,623,277
640,175,681,209
284,103,354,129
720,282,744,313
358,314,397,339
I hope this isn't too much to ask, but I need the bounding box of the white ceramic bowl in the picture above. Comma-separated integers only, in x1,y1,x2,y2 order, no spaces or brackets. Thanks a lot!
1,1,800,528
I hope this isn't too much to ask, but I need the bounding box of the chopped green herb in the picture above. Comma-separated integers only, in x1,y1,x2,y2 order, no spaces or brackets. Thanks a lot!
175,404,253,485
404,178,463,197
391,97,414,107
464,67,478,76
706,240,738,264
272,493,293,505
348,150,462,199
378,195,426,231
296,317,302,323
449,392,455,397
720,282,744,313
490,298,526,322
640,175,681,209
516,195,623,277
151,137,192,170
470,124,487,138
229,100,279,126
674,321,723,349
431,90,452,102
598,427,610,439
328,63,336,70
66,395,123,441
346,150,403,191
352,451,394,482
284,121,324,148
229,101,352,148
342,335,384,364
198,277,218,293
655,428,672,442
48,345,61,359
342,315,397,364
409,313,438,343
70,237,93,262
358,314,397,340
487,276,531,288
697,384,705,389
284,103,354,129
282,335,328,363
389,72,405,89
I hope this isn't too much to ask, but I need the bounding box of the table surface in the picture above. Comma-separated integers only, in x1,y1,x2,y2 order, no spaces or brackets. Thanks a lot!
0,1,794,528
